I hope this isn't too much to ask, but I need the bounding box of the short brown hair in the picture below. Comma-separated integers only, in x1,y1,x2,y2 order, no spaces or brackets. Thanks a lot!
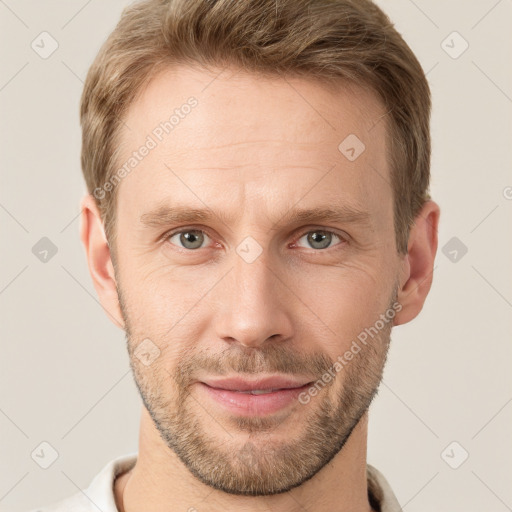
80,0,432,256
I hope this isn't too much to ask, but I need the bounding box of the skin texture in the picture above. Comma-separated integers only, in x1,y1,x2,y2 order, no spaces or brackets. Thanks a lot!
80,64,440,512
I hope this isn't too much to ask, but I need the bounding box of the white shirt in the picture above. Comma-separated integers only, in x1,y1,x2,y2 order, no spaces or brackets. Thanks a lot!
28,452,402,512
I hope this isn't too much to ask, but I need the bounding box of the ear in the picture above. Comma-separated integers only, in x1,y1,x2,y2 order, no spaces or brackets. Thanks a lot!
394,200,440,326
79,194,125,330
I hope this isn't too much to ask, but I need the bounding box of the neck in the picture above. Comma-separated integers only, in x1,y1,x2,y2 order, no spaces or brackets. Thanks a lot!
115,407,375,512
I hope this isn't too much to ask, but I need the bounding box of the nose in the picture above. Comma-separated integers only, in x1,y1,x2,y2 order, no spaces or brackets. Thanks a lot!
212,249,294,349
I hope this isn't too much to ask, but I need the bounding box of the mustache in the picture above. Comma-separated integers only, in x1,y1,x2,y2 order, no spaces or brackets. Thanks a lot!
174,344,335,388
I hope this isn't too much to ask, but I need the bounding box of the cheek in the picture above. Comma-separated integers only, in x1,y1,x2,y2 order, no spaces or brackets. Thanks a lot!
293,266,391,352
120,241,394,356
120,264,215,344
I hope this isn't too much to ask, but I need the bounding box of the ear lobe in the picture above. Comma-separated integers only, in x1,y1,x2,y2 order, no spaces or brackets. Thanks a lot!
394,200,440,326
79,194,125,330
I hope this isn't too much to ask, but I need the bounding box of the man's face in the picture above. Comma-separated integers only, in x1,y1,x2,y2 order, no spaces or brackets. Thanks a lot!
113,65,402,495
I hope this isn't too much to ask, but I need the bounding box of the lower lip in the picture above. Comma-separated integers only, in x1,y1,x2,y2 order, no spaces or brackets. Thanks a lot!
197,382,312,416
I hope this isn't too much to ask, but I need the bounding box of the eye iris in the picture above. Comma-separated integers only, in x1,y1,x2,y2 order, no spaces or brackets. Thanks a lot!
180,230,204,249
307,231,331,249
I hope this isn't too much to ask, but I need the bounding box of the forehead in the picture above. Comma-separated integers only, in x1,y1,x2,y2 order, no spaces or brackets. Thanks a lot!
115,64,391,225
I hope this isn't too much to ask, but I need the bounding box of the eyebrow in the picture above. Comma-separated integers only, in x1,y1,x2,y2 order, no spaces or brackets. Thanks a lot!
139,204,372,231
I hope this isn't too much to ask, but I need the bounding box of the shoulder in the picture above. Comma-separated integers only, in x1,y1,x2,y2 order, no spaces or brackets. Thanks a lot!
24,452,138,512
367,464,403,512
24,491,95,512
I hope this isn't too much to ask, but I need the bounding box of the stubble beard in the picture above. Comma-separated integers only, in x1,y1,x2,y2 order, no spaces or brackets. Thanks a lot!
119,285,395,496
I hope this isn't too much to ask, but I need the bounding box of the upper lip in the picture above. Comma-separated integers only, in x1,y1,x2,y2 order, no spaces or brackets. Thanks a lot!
200,375,314,392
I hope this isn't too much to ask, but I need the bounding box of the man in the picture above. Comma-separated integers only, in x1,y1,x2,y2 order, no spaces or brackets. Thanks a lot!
32,0,440,510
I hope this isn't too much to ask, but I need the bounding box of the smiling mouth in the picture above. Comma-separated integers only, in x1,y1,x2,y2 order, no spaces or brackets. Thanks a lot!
200,375,315,392
196,377,315,416
202,382,313,394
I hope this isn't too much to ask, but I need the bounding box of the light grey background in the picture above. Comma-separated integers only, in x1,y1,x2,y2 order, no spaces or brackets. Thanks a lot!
1,1,511,511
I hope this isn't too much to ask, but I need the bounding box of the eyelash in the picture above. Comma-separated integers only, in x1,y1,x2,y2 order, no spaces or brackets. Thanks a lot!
160,226,348,252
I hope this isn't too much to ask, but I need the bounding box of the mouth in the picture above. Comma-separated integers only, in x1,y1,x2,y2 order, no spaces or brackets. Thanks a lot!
234,388,296,395
196,375,315,416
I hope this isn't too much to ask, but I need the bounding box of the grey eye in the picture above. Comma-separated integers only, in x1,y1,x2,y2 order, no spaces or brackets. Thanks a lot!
169,230,209,250
297,230,341,250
